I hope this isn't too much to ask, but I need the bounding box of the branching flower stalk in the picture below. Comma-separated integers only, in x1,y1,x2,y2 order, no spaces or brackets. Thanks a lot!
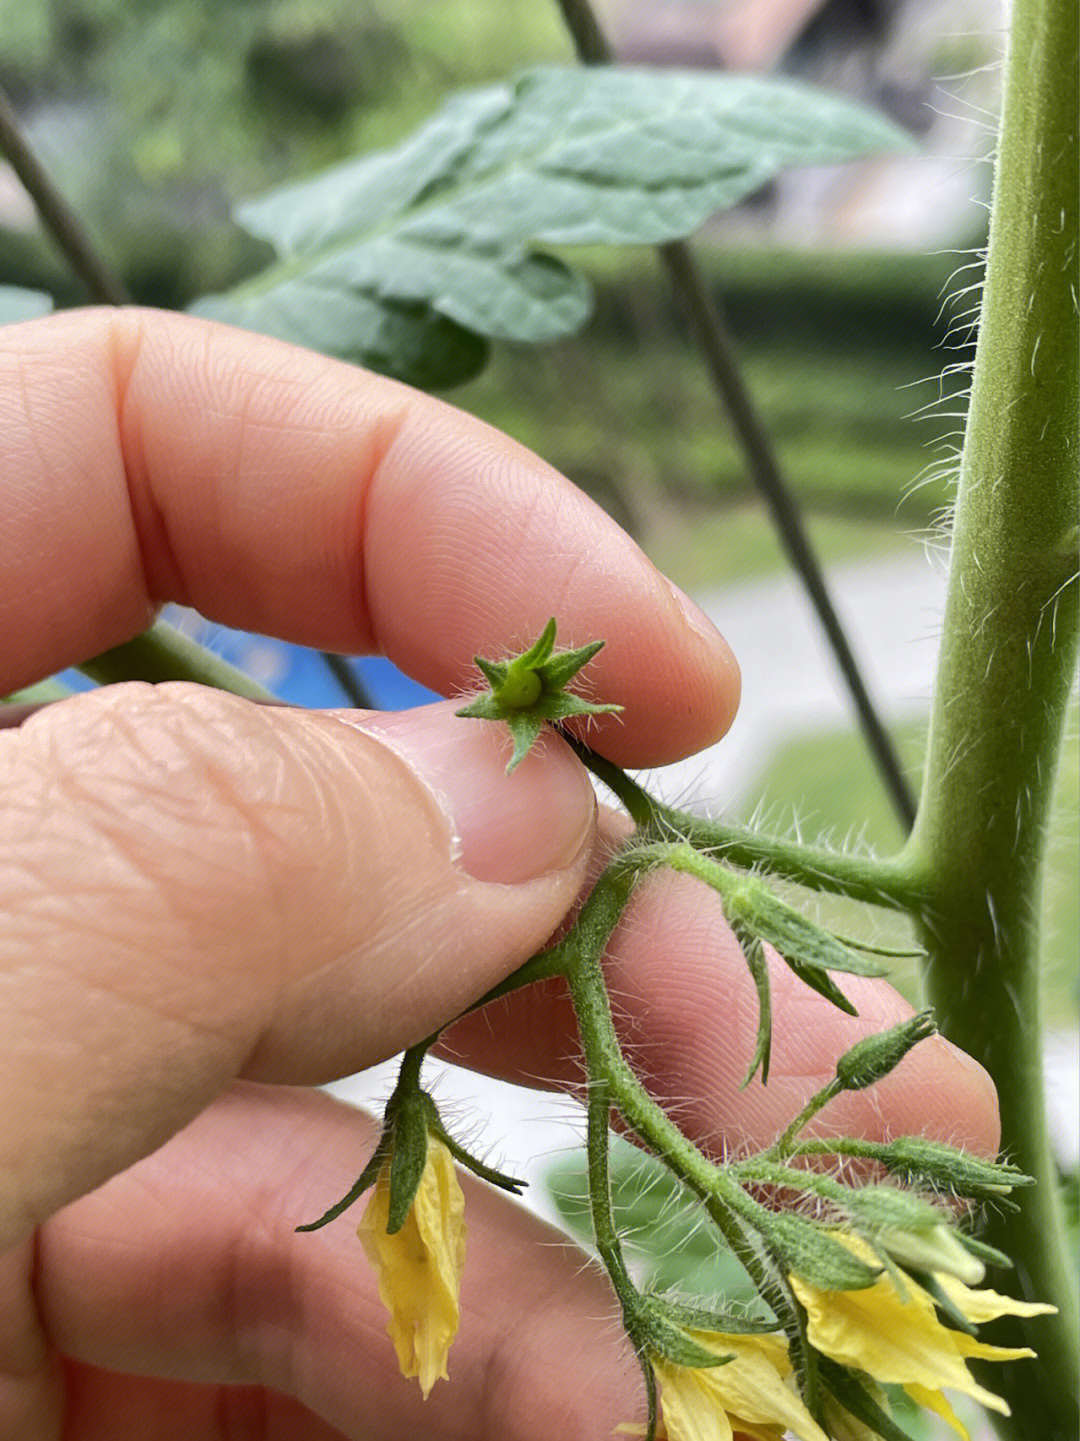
83,603,1069,1435
285,619,1054,1441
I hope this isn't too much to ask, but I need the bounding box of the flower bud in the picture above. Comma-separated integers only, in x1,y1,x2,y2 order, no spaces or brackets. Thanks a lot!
834,1010,937,1091
872,1136,1032,1199
456,617,621,771
873,1223,986,1286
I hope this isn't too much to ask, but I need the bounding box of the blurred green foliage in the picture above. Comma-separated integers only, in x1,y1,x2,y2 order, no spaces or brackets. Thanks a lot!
456,246,964,559
0,0,572,304
548,1137,762,1304
1,0,963,549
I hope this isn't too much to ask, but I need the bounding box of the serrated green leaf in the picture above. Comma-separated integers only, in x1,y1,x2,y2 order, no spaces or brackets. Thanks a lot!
0,285,53,325
193,66,912,385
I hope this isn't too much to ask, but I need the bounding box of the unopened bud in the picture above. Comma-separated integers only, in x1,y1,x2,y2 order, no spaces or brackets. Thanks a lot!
874,1136,1032,1198
835,1010,937,1091
874,1223,986,1286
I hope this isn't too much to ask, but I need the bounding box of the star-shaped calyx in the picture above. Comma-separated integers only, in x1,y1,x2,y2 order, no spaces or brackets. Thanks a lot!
455,618,622,772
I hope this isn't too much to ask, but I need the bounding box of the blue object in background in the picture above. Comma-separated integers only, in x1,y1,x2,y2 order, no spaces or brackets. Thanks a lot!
60,606,440,711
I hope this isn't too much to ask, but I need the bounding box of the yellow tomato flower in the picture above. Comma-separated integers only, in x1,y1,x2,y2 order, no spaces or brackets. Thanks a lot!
651,1330,830,1441
357,1136,467,1398
789,1234,1055,1439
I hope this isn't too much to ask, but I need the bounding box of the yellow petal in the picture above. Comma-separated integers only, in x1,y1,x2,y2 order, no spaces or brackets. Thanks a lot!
357,1138,466,1398
935,1272,1058,1326
904,1383,971,1440
655,1332,828,1441
654,1360,737,1441
790,1234,1045,1418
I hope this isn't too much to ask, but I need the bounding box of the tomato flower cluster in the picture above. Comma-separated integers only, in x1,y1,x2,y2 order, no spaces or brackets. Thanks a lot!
299,624,1055,1441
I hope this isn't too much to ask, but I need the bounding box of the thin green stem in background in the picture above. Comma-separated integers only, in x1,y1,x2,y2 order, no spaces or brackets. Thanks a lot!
0,81,131,306
903,0,1079,1431
553,0,917,831
319,651,376,709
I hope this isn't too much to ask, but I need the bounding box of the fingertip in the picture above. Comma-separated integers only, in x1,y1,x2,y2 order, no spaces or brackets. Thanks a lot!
588,571,741,766
913,1032,1001,1158
363,406,741,768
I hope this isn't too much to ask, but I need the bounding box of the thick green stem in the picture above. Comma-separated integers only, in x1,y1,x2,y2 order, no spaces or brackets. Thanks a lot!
584,1080,634,1292
905,0,1078,1432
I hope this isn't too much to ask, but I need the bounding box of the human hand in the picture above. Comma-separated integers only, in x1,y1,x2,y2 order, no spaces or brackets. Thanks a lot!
0,310,998,1439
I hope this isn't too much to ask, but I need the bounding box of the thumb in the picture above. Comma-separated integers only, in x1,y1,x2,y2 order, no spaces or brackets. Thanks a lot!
0,685,594,1248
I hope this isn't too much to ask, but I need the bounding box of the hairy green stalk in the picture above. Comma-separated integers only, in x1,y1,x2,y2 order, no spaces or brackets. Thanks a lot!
904,0,1078,1431
566,736,925,908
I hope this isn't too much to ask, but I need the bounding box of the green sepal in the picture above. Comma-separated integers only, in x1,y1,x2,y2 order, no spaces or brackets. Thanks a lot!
433,1123,527,1195
818,1360,918,1441
541,639,605,690
455,618,622,772
834,1012,937,1091
649,849,879,1023
385,1091,431,1233
828,931,926,960
783,952,859,1015
729,878,889,981
513,616,558,669
504,712,547,771
955,1232,1013,1269
867,1243,912,1303
731,921,772,1087
624,1295,736,1370
475,655,510,690
905,1269,979,1336
654,1297,779,1336
294,1132,391,1232
766,1214,882,1291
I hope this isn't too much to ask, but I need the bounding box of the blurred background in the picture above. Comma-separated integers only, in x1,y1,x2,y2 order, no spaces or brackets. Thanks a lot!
2,5,1075,1426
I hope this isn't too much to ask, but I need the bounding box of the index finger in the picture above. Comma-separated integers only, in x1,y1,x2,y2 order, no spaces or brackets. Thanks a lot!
1,307,738,765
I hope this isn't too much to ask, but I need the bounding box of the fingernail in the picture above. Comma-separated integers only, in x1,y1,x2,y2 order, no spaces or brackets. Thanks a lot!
355,700,595,884
665,576,726,647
